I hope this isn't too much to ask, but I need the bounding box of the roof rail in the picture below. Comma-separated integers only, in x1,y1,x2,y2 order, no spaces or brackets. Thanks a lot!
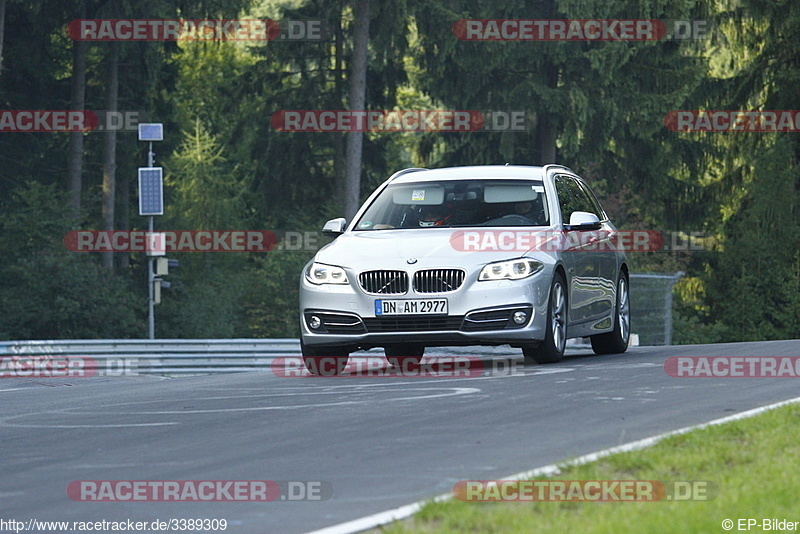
542,164,575,174
388,167,428,181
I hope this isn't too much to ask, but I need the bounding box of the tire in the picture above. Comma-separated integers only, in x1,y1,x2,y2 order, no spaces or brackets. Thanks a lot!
301,340,349,376
523,271,567,364
384,344,425,368
590,272,631,355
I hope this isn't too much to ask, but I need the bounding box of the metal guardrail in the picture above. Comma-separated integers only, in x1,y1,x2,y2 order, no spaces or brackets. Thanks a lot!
0,339,302,375
630,272,684,346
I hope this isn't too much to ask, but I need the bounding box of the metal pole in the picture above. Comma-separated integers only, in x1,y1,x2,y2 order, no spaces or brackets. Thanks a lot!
147,141,155,339
148,216,154,340
664,283,673,346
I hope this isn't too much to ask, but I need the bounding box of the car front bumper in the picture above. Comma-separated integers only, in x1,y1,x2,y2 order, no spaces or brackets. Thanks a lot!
299,263,556,350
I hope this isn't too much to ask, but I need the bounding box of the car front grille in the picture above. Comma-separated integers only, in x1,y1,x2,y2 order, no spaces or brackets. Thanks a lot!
358,270,409,295
412,269,466,293
363,316,465,332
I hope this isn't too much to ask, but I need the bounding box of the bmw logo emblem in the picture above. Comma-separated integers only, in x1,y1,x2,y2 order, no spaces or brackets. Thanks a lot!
407,258,418,264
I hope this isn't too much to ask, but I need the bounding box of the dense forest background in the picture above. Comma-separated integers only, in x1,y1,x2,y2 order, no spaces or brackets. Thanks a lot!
0,0,798,342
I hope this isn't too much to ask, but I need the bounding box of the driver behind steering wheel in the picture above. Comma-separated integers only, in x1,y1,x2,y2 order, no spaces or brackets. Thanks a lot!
418,204,453,227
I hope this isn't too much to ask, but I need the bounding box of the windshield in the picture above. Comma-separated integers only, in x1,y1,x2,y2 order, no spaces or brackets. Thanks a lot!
354,179,550,229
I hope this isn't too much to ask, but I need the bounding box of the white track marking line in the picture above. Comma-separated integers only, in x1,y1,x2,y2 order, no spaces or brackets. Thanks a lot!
307,395,800,534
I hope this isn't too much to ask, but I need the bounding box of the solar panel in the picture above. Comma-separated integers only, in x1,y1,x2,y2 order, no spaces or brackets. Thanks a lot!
138,123,163,141
138,167,163,216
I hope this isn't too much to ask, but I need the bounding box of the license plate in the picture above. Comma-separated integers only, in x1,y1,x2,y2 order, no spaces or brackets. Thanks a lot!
375,299,448,316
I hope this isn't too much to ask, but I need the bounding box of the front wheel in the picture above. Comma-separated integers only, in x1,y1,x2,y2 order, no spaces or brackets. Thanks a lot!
590,273,630,355
301,340,349,376
523,271,567,364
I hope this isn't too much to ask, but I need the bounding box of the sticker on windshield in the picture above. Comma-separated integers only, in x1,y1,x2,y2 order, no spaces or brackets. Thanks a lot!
532,185,544,193
411,189,426,201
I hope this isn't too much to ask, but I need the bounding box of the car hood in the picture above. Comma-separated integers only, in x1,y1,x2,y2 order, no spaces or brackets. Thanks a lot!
314,228,554,271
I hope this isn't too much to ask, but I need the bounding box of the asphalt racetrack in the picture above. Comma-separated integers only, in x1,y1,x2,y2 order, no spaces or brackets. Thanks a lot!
1,339,799,533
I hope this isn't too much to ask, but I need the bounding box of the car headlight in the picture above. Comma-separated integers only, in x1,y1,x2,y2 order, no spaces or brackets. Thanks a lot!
306,262,349,285
479,259,543,281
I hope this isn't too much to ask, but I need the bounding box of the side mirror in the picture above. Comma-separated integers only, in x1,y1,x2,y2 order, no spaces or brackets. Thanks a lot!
565,211,601,231
322,217,347,237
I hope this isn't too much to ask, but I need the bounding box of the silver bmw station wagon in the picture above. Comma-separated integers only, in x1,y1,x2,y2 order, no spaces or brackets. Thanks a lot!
299,165,630,375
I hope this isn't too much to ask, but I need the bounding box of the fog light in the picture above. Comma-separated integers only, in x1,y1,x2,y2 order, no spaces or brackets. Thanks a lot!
513,311,528,325
309,315,322,329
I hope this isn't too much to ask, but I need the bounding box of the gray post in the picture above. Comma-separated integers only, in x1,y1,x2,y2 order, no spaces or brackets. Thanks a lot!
147,216,154,340
664,284,673,346
147,142,155,340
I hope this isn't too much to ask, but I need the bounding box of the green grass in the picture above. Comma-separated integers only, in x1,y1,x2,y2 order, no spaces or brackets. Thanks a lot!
379,402,800,533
